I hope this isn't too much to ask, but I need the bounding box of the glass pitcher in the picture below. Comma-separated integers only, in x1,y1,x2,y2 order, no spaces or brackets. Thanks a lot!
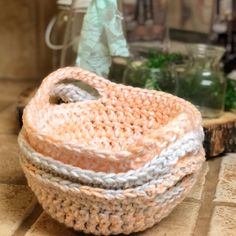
45,0,72,69
176,44,226,118
60,0,91,67
45,0,91,69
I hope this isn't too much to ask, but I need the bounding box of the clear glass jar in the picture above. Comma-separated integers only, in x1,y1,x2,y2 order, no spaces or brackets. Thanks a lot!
123,63,177,93
122,51,183,93
122,60,147,88
176,44,226,118
61,0,129,79
45,0,91,69
45,0,72,69
144,67,177,94
60,0,91,67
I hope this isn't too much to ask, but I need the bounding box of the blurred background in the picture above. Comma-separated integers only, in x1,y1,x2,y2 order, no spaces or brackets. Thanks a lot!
0,0,235,80
0,2,236,235
0,0,56,80
0,0,235,121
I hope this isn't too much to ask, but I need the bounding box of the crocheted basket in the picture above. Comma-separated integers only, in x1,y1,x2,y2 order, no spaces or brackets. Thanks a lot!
20,150,203,235
19,67,205,235
23,67,203,173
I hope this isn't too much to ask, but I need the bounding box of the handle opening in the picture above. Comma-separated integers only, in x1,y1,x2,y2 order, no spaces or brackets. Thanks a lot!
49,78,101,104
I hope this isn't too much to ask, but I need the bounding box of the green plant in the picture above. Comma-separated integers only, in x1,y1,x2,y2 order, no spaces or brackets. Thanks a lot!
123,51,184,93
143,51,183,92
144,51,183,69
225,78,236,111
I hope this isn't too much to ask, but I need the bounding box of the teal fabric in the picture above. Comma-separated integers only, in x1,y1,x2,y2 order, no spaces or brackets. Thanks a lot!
76,0,129,77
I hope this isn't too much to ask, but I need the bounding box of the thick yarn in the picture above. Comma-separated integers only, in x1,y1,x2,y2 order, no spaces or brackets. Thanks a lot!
19,67,205,235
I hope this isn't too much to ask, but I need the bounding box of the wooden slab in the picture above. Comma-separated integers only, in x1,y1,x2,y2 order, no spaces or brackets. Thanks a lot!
17,87,236,158
203,112,236,158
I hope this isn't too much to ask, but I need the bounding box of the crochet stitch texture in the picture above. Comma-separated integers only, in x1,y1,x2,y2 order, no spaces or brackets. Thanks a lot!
19,67,205,235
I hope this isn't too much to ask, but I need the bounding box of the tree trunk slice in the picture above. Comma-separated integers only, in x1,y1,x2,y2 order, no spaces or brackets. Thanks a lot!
17,86,236,158
203,112,236,158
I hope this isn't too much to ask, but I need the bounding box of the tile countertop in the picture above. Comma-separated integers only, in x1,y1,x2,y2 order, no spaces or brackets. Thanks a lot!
1,79,236,236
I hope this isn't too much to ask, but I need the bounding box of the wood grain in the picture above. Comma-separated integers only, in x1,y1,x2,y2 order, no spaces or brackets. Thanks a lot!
203,112,236,157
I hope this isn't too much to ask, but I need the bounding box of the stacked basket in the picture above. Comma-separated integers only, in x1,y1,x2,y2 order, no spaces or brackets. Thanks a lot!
18,67,205,235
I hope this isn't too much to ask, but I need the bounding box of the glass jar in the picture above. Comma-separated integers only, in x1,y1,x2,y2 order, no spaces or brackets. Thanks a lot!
144,67,177,94
45,0,72,69
122,51,183,93
60,0,91,67
176,44,226,118
60,0,129,78
123,61,177,94
122,60,147,88
45,0,91,69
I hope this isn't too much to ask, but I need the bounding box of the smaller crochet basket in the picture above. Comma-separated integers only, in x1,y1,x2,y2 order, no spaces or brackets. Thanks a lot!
19,67,205,235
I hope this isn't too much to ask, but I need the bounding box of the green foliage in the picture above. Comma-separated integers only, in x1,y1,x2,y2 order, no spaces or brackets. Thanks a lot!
123,50,183,92
144,51,183,69
225,79,236,111
143,51,183,92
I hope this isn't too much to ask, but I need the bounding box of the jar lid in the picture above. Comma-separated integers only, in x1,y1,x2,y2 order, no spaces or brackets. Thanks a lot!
57,0,72,6
57,0,91,9
73,0,92,9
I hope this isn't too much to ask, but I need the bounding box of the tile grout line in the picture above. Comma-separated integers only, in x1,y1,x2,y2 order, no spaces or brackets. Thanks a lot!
184,198,201,204
12,203,43,236
213,201,236,208
193,157,222,236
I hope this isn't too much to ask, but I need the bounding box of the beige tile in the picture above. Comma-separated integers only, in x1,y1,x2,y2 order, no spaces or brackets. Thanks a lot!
214,154,236,204
0,184,37,236
187,162,209,201
0,104,20,134
208,206,236,236
25,212,79,236
135,202,200,236
0,134,25,184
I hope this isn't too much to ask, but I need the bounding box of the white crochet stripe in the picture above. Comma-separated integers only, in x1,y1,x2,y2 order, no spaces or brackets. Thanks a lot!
18,127,204,189
22,157,197,199
20,148,203,197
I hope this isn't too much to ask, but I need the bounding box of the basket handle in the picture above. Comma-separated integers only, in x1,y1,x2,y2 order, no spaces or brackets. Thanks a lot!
50,82,100,103
31,67,114,106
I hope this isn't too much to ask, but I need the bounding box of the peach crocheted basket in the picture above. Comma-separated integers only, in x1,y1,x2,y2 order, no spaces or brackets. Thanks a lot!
23,67,203,173
19,67,206,235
